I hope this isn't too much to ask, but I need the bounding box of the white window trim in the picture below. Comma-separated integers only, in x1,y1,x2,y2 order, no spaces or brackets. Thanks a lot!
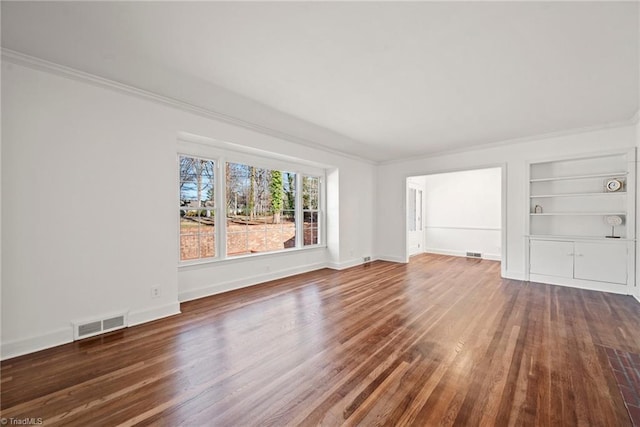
177,138,327,267
178,154,220,263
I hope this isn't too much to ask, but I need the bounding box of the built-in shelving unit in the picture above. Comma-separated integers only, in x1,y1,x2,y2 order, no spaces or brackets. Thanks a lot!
525,149,636,294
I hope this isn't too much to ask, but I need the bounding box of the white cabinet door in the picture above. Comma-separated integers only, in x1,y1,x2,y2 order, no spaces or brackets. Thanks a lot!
574,242,627,285
530,240,574,278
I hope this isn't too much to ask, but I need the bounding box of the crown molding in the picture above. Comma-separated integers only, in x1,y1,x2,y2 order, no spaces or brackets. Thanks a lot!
3,48,636,168
379,117,640,166
1,48,376,166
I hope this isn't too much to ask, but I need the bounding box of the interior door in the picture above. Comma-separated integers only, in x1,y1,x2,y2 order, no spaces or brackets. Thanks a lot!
407,184,424,256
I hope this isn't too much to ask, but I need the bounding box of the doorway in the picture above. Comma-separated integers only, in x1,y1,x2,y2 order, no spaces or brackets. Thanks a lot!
406,167,503,266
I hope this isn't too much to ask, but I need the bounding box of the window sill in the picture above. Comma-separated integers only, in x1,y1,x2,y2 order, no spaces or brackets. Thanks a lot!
178,245,327,270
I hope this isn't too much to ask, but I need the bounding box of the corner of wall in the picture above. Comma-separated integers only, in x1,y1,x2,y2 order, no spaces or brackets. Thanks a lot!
374,255,408,264
326,258,366,270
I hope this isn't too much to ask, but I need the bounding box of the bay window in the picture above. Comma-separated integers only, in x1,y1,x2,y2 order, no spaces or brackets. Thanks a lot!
178,151,324,263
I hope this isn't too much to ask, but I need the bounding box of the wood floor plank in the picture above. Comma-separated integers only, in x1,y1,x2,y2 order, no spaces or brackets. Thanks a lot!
1,254,639,426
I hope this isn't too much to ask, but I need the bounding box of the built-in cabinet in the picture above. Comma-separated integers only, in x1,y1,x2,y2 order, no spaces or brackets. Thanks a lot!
526,149,636,294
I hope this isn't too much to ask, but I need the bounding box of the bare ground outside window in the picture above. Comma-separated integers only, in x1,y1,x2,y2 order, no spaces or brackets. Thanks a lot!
180,214,318,260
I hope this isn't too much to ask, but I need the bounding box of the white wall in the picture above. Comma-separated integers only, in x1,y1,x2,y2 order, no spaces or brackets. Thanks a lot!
376,125,637,278
1,60,375,359
421,167,501,260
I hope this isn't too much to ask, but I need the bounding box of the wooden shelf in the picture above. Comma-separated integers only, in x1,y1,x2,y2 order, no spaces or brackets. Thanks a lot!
530,192,625,198
527,234,633,241
530,212,626,216
530,172,627,182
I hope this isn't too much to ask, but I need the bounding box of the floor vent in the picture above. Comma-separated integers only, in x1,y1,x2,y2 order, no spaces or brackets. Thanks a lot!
466,252,482,259
73,313,127,340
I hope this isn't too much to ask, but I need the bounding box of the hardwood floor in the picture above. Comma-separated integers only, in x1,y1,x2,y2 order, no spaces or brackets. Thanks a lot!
2,253,640,426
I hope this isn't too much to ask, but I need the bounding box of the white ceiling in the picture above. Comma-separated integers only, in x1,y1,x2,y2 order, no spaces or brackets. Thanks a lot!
2,1,638,162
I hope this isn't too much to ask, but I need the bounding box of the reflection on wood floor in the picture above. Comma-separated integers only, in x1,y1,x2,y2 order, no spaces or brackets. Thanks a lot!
2,253,639,426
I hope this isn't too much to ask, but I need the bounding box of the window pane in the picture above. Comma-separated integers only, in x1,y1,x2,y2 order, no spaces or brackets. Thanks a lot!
180,156,215,208
417,189,423,231
180,209,215,261
198,210,216,258
200,233,215,258
282,210,296,249
304,224,318,246
226,162,296,256
179,154,216,262
408,188,417,232
180,209,198,235
303,176,319,210
283,172,296,212
180,234,199,260
227,232,249,256
304,211,318,225
303,175,320,246
248,231,267,253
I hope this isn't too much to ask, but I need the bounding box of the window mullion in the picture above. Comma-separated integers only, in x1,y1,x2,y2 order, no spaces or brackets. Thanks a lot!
218,158,227,259
295,173,303,248
319,175,325,246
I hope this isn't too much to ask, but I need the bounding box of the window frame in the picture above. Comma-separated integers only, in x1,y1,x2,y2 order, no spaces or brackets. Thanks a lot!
177,142,326,266
178,154,219,262
301,174,322,247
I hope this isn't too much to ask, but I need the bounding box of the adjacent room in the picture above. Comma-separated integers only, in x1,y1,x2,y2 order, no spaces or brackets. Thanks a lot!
2,1,639,425
406,167,503,264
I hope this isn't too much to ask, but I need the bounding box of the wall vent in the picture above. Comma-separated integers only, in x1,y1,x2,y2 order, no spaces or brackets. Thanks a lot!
466,252,482,259
73,312,128,340
103,315,125,330
77,321,101,337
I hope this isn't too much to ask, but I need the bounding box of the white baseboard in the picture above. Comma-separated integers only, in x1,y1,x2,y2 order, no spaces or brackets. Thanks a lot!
1,302,181,361
375,255,407,264
423,248,501,261
128,302,181,327
1,328,73,361
326,258,368,270
178,262,327,302
503,270,526,281
424,248,464,257
529,273,629,295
